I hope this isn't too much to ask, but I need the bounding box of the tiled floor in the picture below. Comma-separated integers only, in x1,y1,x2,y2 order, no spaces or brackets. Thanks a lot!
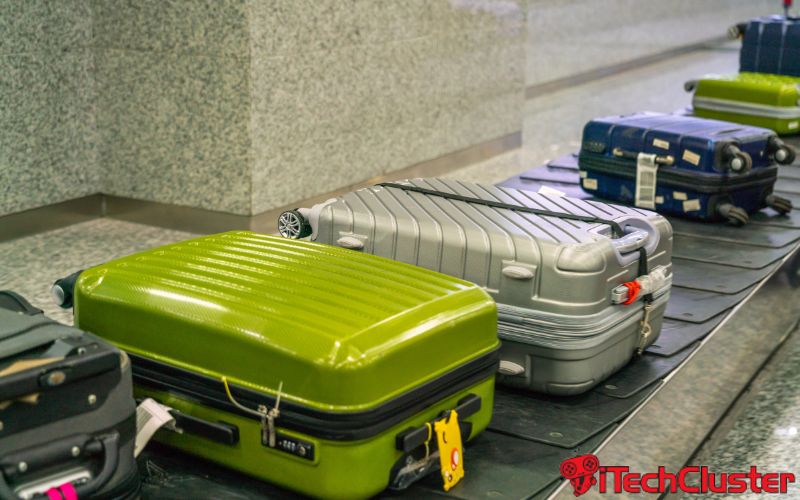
681,323,800,500
0,219,196,324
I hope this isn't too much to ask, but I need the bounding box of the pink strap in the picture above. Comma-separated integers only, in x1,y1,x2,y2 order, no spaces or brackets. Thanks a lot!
45,488,62,500
59,483,78,500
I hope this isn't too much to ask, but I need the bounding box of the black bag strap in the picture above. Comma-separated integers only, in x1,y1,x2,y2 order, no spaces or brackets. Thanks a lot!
0,291,42,316
637,247,653,304
377,182,624,238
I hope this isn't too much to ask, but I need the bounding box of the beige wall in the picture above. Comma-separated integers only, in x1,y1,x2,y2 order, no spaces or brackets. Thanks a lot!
526,0,776,87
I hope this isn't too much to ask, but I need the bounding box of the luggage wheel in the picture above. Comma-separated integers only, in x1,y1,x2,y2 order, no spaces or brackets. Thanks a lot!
722,145,752,173
278,210,312,239
768,137,796,165
766,194,793,215
717,203,749,226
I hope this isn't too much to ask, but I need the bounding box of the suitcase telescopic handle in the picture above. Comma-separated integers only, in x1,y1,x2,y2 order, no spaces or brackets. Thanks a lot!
0,432,119,499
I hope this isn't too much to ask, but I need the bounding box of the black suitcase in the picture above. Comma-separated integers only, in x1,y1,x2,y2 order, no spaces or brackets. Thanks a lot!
0,291,139,500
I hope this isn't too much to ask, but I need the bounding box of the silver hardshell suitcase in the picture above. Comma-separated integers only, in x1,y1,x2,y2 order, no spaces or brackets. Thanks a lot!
278,179,673,395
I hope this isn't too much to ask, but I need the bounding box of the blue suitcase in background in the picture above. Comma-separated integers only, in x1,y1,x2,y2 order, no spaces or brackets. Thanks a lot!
578,112,795,225
740,16,800,77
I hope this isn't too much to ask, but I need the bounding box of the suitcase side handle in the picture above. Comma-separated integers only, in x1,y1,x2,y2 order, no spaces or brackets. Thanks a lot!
612,148,675,166
395,394,481,454
0,347,119,403
0,432,119,499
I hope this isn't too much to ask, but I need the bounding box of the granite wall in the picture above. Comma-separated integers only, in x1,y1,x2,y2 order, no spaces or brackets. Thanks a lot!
248,0,527,213
0,0,99,216
0,0,783,218
93,0,253,214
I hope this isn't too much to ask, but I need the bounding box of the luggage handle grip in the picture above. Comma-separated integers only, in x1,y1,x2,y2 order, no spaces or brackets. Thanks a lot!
395,394,480,454
148,399,240,446
0,432,119,499
0,349,119,403
611,229,649,254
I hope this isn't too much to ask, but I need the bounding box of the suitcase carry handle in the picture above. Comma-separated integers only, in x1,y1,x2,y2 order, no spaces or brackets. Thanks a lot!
395,394,481,454
0,432,119,499
135,398,241,446
0,345,119,403
377,183,627,238
612,148,675,166
610,229,649,254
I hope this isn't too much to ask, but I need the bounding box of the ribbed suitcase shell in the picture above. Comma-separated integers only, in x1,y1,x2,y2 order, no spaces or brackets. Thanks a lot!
741,16,800,77
293,178,673,395
73,232,499,499
579,112,790,221
690,72,800,135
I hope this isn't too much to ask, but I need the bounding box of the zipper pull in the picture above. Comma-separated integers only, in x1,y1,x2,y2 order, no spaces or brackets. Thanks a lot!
258,405,269,445
266,382,283,448
222,377,284,448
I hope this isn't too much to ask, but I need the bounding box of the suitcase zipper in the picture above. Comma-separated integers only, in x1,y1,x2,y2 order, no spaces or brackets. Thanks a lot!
578,154,780,192
693,96,800,119
127,348,499,442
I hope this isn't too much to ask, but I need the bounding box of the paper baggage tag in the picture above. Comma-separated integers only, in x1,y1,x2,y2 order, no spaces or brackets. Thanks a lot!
134,398,178,457
537,185,566,197
435,410,464,491
635,153,659,209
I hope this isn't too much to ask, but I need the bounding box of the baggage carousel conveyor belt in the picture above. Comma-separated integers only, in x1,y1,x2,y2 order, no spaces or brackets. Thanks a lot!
135,160,800,499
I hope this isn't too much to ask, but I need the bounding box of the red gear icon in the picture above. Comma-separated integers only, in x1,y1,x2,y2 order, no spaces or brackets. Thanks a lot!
560,454,600,497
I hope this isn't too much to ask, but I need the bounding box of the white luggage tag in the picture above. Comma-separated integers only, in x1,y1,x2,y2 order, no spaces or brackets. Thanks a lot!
537,185,566,197
635,153,659,209
135,398,178,457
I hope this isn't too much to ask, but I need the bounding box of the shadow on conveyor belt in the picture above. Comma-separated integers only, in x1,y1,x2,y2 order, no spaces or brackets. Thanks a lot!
135,152,800,499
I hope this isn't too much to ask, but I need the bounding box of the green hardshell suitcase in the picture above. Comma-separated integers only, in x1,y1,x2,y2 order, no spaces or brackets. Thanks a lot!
64,232,499,499
687,72,800,135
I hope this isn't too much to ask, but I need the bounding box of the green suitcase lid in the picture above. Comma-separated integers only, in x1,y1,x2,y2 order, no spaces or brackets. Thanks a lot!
74,232,498,413
695,72,800,107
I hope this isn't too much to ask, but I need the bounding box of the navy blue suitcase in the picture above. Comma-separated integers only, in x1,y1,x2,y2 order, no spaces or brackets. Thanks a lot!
578,112,794,225
740,16,800,77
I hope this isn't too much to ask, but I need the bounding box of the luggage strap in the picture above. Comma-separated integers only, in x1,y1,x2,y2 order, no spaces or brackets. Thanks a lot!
377,183,625,238
636,247,655,355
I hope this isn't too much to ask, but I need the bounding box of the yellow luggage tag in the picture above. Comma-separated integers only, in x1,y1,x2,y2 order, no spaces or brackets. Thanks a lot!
434,410,464,491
